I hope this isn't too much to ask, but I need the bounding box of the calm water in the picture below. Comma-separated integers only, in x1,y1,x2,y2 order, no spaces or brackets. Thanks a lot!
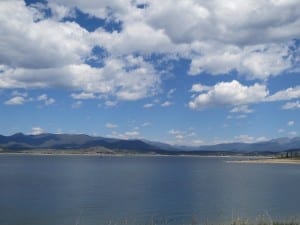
0,155,299,225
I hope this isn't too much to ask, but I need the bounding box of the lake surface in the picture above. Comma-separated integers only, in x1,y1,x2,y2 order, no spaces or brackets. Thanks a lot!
0,155,299,225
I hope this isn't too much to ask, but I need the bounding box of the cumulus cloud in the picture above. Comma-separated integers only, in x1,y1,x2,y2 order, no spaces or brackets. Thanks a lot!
287,121,295,126
190,84,211,93
124,131,140,137
47,2,76,21
37,94,55,105
93,22,174,55
167,88,176,98
143,103,154,108
0,56,160,101
104,100,118,107
168,129,199,144
188,43,292,79
189,80,300,110
234,135,268,143
11,91,28,97
31,127,44,135
230,105,253,114
189,80,268,110
71,92,96,100
107,130,141,140
169,129,182,135
141,122,151,127
4,96,26,105
282,101,300,110
1,0,300,107
267,86,300,102
67,0,299,79
0,1,160,103
0,1,91,69
72,100,82,108
161,101,172,107
105,123,118,129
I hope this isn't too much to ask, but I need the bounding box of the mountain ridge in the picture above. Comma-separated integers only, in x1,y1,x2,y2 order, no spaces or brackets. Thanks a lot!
0,133,300,155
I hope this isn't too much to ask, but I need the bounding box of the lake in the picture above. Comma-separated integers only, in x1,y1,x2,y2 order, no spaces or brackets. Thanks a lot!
0,154,299,225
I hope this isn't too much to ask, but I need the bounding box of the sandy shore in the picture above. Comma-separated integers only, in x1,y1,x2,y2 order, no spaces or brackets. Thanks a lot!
227,158,300,164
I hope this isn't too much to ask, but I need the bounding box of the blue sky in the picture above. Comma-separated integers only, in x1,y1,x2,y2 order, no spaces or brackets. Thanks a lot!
0,0,299,145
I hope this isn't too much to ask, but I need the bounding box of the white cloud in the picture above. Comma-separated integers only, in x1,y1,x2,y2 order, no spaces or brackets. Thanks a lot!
175,134,184,140
168,129,200,144
141,122,151,127
239,44,291,80
0,2,161,102
189,43,292,79
287,121,295,126
256,136,269,142
47,2,75,21
105,122,118,129
230,105,253,114
169,129,182,135
72,100,82,108
37,94,48,101
124,131,140,137
4,96,26,105
0,1,91,69
282,101,300,110
31,127,44,135
190,84,211,93
267,86,300,102
143,0,297,79
71,92,96,100
189,80,268,110
161,101,172,107
11,90,28,97
93,22,174,55
105,100,117,107
143,103,154,108
0,56,160,101
234,134,268,143
107,130,141,140
84,0,298,80
189,80,300,110
167,88,176,98
47,0,132,20
37,94,55,105
235,135,255,143
45,98,55,105
1,0,300,109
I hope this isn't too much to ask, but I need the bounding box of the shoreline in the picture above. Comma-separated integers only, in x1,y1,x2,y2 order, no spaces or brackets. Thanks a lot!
227,158,300,164
1,152,298,163
0,151,266,158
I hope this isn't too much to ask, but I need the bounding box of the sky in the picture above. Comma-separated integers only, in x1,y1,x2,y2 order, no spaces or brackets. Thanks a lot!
0,0,299,145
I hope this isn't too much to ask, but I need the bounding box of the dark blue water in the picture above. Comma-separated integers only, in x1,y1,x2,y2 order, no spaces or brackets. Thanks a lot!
0,155,299,225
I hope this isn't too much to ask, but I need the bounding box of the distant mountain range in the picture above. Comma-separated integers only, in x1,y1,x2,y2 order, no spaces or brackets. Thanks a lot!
0,133,300,155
